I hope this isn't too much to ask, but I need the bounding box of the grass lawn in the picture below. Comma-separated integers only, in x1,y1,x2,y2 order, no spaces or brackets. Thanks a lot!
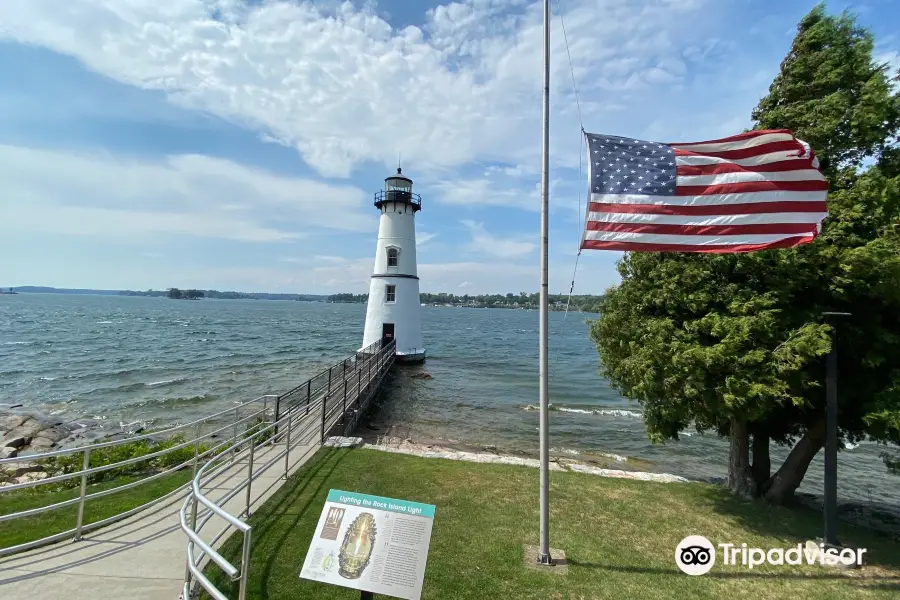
0,470,191,550
207,448,900,600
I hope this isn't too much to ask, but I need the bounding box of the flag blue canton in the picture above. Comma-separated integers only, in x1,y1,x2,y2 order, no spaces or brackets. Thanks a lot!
588,134,676,196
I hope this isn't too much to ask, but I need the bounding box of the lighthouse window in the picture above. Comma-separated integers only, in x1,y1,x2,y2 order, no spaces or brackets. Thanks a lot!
385,285,396,303
387,248,399,267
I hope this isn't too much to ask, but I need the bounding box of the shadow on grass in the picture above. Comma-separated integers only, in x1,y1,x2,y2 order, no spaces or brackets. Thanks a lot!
698,485,900,571
871,582,900,591
255,449,347,596
567,560,900,581
207,447,347,599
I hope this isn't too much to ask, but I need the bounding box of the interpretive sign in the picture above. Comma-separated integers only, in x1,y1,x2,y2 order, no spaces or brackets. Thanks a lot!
300,489,436,600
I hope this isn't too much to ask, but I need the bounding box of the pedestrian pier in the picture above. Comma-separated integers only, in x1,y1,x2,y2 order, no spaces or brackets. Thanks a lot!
0,339,397,600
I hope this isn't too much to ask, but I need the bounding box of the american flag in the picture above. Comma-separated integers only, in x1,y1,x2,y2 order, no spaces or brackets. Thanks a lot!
581,129,828,253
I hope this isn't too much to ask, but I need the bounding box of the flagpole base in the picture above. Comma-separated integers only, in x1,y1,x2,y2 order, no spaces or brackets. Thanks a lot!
524,545,568,573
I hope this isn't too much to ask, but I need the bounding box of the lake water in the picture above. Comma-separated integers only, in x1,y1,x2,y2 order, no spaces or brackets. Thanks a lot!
1,293,896,507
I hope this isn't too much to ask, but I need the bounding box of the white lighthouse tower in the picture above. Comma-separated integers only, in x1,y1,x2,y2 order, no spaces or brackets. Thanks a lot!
361,167,426,363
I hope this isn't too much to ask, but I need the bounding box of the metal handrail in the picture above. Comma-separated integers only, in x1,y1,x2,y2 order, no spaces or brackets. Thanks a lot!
180,339,396,600
0,340,391,558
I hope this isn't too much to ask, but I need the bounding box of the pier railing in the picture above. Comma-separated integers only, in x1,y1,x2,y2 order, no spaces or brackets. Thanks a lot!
0,339,396,561
181,338,395,600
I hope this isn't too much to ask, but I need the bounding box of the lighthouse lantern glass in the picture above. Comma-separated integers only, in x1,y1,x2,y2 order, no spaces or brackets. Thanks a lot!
385,177,411,193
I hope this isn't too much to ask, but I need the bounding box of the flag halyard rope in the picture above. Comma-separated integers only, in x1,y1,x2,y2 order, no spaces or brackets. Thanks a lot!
549,1,586,382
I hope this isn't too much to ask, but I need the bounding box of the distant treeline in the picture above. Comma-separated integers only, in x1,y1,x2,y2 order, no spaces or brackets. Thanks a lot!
327,292,605,313
327,293,368,303
119,289,329,301
166,288,204,300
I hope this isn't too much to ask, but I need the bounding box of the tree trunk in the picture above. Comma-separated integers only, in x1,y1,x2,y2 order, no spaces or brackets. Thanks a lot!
728,418,756,498
763,417,827,504
751,430,771,494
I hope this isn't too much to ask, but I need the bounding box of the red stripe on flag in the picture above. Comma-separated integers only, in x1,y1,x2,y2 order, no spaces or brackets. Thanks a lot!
588,201,827,216
676,160,816,176
668,129,793,146
580,236,816,253
585,221,818,236
676,180,829,196
674,140,804,160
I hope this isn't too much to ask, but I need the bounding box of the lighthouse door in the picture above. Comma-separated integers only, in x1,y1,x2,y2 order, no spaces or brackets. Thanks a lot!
381,323,395,347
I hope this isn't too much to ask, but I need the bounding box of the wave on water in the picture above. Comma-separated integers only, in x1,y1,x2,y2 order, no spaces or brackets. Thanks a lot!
549,447,629,462
522,404,643,418
133,394,216,409
146,378,187,387
96,321,113,324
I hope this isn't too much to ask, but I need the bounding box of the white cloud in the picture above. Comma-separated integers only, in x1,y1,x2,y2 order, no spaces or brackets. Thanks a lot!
99,256,613,295
0,144,373,242
430,177,536,208
417,231,438,246
0,0,716,179
461,220,536,258
875,50,900,90
418,259,610,294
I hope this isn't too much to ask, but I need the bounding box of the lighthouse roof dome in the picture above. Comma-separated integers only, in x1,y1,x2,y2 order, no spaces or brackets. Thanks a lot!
385,167,412,183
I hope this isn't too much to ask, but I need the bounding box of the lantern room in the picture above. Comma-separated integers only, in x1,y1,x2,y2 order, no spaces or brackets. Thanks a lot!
374,168,422,212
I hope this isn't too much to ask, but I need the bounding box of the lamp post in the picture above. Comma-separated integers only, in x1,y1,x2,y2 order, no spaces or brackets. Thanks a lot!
822,311,850,547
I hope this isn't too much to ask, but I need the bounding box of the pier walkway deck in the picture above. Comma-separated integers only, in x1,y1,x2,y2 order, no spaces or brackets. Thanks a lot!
0,340,396,600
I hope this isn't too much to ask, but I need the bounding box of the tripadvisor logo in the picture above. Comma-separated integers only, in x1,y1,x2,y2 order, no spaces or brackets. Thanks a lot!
675,535,867,575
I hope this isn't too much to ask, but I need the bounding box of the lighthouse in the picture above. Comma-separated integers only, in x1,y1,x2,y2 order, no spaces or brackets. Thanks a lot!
361,167,426,364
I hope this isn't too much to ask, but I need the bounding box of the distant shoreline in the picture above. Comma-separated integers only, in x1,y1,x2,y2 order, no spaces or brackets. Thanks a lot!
0,286,328,302
1,287,602,311
2,291,596,312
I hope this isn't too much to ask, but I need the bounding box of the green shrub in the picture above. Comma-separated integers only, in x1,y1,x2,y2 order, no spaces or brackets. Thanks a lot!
38,435,213,489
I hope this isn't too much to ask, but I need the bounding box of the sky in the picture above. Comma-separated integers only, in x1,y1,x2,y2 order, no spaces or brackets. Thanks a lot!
0,0,898,295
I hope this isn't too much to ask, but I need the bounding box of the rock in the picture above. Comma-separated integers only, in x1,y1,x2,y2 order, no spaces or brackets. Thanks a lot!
24,436,56,453
0,414,29,433
34,425,68,441
1,436,33,450
15,471,48,485
12,420,43,439
0,461,43,478
0,413,69,452
0,446,18,459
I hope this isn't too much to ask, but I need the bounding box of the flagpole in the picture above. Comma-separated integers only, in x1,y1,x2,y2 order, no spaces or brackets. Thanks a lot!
537,0,552,565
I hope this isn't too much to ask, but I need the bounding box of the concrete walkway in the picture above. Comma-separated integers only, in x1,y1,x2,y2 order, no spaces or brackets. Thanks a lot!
0,440,320,600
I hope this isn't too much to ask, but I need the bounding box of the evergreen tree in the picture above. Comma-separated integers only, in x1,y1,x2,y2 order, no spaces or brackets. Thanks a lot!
590,5,900,499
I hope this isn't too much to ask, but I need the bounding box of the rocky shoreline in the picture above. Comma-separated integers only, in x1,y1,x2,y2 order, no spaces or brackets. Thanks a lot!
355,435,691,483
0,408,149,486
